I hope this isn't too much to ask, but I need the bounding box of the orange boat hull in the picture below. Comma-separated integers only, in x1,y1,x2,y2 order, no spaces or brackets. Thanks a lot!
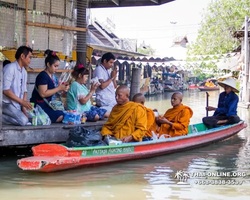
17,122,246,172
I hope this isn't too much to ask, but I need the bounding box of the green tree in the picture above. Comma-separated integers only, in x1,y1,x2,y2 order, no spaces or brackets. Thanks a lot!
137,42,156,56
188,0,250,56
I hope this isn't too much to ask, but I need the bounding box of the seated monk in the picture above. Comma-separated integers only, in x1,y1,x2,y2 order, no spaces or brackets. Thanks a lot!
156,92,193,138
209,81,215,87
132,93,156,139
101,85,147,143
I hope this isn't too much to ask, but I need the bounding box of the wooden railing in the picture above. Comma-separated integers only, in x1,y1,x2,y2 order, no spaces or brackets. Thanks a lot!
26,68,73,73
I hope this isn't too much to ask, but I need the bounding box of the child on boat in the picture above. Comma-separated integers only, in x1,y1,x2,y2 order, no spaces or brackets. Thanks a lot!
132,93,156,141
154,92,193,138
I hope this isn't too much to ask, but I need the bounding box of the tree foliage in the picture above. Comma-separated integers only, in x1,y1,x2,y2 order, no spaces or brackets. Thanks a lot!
137,42,156,56
188,0,250,56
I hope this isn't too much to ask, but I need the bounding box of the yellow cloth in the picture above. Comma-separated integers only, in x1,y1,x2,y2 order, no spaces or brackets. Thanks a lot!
145,107,155,137
158,104,193,137
101,102,147,141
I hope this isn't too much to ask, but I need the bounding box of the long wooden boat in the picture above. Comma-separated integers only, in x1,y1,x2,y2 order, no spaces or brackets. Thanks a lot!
17,121,246,173
198,86,220,91
188,84,199,89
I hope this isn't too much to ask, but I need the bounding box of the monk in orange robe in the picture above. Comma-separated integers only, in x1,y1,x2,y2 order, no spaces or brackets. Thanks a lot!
156,92,193,138
101,86,147,143
209,81,215,87
132,93,156,138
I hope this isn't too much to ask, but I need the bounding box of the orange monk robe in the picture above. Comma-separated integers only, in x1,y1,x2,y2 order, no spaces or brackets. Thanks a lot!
145,107,156,137
158,104,193,138
101,102,147,141
209,82,215,87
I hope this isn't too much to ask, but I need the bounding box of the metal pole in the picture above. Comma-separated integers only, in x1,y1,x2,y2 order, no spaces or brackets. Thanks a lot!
243,16,248,103
206,92,209,117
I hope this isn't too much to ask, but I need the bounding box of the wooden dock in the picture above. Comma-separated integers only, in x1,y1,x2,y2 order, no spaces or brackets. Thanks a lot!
0,121,106,147
0,60,108,147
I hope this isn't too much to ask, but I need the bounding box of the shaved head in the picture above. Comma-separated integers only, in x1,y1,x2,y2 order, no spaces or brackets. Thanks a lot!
132,93,145,105
116,85,130,96
171,92,183,107
172,92,183,100
116,85,130,105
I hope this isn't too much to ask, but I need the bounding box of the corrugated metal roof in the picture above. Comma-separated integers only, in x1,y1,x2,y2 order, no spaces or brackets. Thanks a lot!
88,0,175,8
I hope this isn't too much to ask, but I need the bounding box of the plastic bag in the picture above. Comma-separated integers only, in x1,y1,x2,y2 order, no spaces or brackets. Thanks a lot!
34,105,51,125
49,100,65,111
66,126,107,147
90,77,101,85
151,131,170,140
151,131,159,141
103,135,122,145
159,134,170,140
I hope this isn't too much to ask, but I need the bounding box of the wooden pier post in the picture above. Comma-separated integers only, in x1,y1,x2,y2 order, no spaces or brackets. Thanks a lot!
130,67,141,100
118,63,123,80
126,63,131,85
242,16,249,104
25,0,28,46
76,0,87,67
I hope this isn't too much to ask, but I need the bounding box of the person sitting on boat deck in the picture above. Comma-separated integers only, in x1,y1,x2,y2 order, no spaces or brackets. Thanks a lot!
2,46,33,126
101,85,147,143
67,65,109,122
155,92,193,138
132,93,156,140
93,52,117,112
202,78,240,128
3,60,11,68
30,49,69,123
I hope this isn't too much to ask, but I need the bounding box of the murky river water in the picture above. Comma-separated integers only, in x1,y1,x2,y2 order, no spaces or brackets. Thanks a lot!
0,90,250,200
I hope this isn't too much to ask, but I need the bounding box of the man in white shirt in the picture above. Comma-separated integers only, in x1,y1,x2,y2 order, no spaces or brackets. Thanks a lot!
93,52,117,112
2,46,33,126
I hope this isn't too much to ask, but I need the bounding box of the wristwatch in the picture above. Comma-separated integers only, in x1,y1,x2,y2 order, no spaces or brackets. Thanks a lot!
110,77,114,81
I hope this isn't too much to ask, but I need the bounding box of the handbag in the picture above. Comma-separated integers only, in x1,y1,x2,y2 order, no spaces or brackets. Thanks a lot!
35,86,65,111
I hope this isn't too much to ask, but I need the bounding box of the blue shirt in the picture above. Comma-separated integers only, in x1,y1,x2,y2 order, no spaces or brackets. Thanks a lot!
214,91,239,116
30,71,55,103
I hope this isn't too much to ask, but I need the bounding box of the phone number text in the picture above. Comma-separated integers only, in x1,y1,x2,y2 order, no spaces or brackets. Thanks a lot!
194,179,244,185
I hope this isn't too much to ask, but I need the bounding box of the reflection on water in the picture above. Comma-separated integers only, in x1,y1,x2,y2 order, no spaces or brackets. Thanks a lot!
1,90,250,200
